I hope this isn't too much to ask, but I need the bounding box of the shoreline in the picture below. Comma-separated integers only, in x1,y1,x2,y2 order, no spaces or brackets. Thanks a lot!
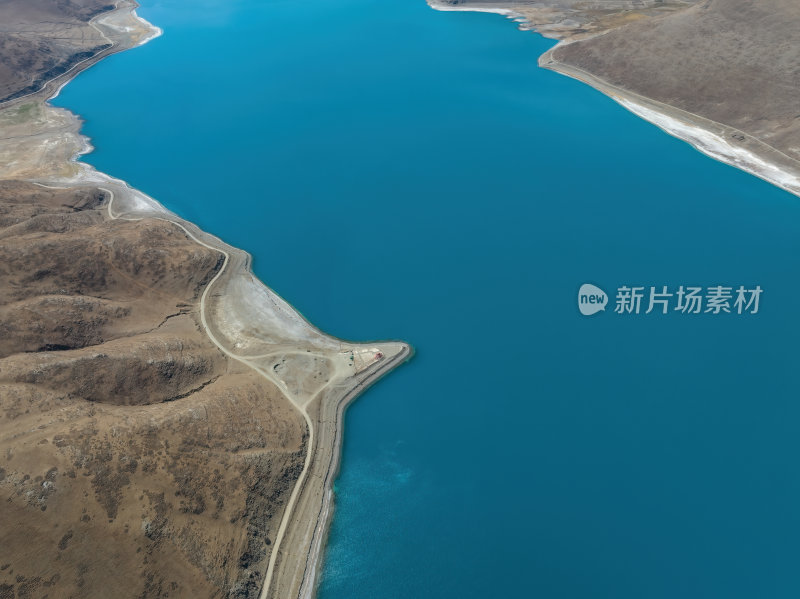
427,1,800,200
539,47,800,199
0,2,162,110
0,2,411,598
426,0,528,25
259,340,412,599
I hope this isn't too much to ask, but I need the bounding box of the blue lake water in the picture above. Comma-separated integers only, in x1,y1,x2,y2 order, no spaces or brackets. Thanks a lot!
54,0,800,596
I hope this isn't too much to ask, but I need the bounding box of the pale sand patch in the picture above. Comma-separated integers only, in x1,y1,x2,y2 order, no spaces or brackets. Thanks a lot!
428,2,517,16
615,97,800,197
539,47,800,200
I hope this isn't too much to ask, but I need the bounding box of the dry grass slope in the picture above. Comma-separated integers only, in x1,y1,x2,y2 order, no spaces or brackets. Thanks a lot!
553,0,800,161
0,0,119,104
0,182,307,599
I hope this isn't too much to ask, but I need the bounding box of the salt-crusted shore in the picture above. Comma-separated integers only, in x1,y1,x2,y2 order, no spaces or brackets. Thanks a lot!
426,0,530,26
0,2,411,598
538,49,800,199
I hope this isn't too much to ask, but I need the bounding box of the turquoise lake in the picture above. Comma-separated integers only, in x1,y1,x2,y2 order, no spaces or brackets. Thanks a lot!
54,0,800,596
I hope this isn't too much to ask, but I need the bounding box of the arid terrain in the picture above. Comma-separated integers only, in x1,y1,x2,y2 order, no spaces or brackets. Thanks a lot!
0,0,120,104
4,0,797,597
0,2,410,599
549,0,800,164
0,181,307,598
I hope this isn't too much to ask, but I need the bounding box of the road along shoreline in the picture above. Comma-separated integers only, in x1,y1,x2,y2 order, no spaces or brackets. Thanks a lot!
295,344,414,599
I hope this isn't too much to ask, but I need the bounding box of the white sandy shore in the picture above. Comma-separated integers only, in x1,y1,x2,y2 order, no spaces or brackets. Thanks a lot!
130,9,163,45
539,45,800,200
613,97,800,197
427,0,528,24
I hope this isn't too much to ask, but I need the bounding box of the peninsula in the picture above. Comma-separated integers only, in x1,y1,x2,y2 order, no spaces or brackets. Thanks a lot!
0,1,409,598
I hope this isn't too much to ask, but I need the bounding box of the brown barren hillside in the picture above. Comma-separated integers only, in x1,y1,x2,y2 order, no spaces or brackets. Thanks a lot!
0,182,308,599
551,0,800,163
0,0,120,104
